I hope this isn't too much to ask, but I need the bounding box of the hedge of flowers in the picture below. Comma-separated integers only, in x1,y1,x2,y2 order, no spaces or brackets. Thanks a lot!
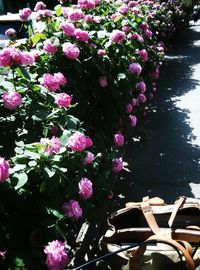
0,0,189,269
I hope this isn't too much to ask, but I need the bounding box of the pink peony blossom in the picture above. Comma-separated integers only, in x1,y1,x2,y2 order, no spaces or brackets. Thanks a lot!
122,25,129,32
132,98,137,106
68,9,84,21
54,73,67,86
139,49,148,62
98,75,108,87
97,49,106,56
118,4,129,14
37,9,52,19
44,240,69,270
112,158,124,173
126,103,133,113
21,52,35,65
128,63,142,75
78,0,96,9
0,48,13,66
129,115,137,127
68,132,87,152
84,14,93,22
43,39,58,54
54,93,72,107
78,177,93,199
62,42,80,59
110,30,126,43
19,8,32,21
144,29,153,39
40,137,61,156
60,22,75,37
138,94,147,103
114,133,124,147
83,151,94,165
41,73,60,92
5,28,16,39
75,29,89,42
140,22,148,31
86,137,93,148
2,91,22,110
0,157,9,183
136,81,146,93
93,16,102,23
34,1,46,12
63,199,82,220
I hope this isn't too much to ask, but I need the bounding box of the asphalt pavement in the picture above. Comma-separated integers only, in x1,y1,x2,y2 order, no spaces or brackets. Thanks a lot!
116,23,200,206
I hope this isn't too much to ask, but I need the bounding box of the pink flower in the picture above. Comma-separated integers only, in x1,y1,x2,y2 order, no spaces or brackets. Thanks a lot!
63,199,82,220
132,98,137,106
68,9,84,21
114,133,124,147
68,132,87,152
126,103,133,113
34,1,46,11
41,73,60,92
118,4,129,14
97,49,106,56
60,22,75,37
83,151,94,165
128,63,142,75
78,177,93,199
2,91,22,110
54,73,67,86
129,115,137,127
110,30,126,43
78,0,96,9
139,49,148,62
86,137,93,148
84,14,93,22
138,94,146,103
0,157,9,183
62,42,80,59
44,240,69,270
54,93,72,107
75,29,89,42
43,39,58,54
122,25,129,32
36,9,52,19
112,158,123,173
5,28,16,39
19,8,32,21
144,29,153,39
40,137,61,156
0,48,13,66
98,75,108,87
93,16,102,23
136,81,146,93
140,22,148,31
21,52,35,65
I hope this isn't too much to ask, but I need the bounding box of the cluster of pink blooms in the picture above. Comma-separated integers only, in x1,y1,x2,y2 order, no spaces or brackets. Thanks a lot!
40,137,61,156
62,7,84,21
78,177,93,199
63,199,82,220
43,39,58,54
112,158,124,173
19,7,32,21
54,93,72,107
78,0,100,10
62,42,80,59
67,131,93,152
0,47,34,67
0,157,9,183
44,240,69,270
128,63,142,75
110,30,126,43
2,91,22,110
41,72,67,92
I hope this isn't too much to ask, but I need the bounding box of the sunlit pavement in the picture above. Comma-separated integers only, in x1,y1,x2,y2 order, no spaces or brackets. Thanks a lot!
116,23,200,206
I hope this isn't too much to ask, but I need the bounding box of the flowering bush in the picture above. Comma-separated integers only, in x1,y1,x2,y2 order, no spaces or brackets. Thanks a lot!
0,0,188,268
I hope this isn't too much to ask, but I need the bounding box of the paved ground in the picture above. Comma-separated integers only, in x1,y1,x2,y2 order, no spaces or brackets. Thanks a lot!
115,23,200,206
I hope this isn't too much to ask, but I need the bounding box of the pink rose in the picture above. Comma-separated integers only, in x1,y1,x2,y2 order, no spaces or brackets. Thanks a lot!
128,63,142,75
75,29,89,42
54,72,67,86
84,14,93,22
34,1,46,11
114,133,124,147
68,9,84,21
78,177,93,199
60,22,75,37
41,73,60,92
62,42,80,59
19,8,32,21
122,25,129,32
132,98,137,106
5,28,16,39
98,75,108,87
138,94,146,103
54,93,72,107
21,52,35,65
136,81,146,93
43,39,58,54
129,115,137,127
40,136,61,156
97,49,106,56
0,48,13,66
78,0,96,9
44,240,69,270
0,157,9,183
63,199,82,220
126,103,133,113
139,49,148,62
110,30,126,43
86,137,93,148
68,132,87,152
112,158,124,173
83,151,94,165
2,91,22,110
144,29,153,39
118,4,129,14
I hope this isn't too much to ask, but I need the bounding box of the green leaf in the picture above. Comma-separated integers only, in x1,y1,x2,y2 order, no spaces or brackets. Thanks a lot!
31,33,46,44
55,5,62,16
12,164,26,172
60,130,71,145
44,167,55,178
28,160,37,167
32,109,49,121
12,172,28,190
16,66,31,81
97,30,107,39
117,73,126,81
66,115,80,130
